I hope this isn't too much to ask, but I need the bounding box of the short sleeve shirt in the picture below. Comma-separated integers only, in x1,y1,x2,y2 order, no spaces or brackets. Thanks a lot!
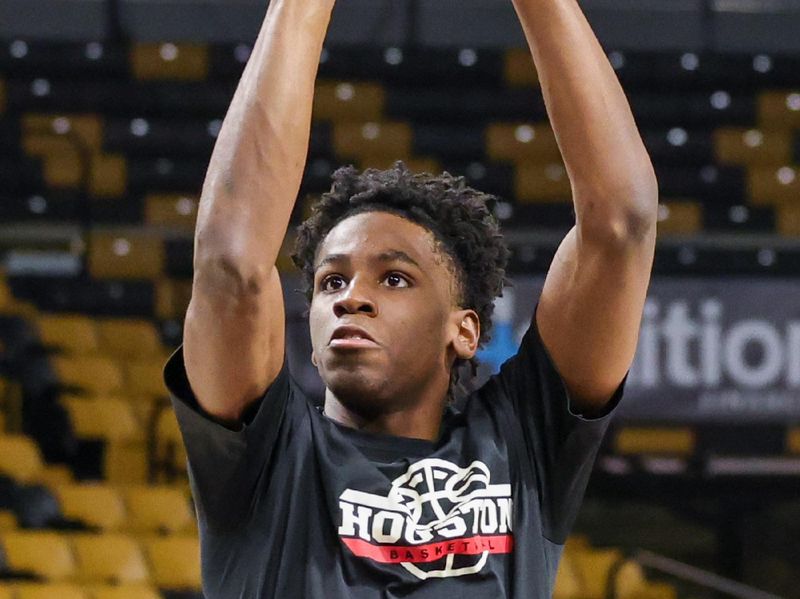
163,317,621,598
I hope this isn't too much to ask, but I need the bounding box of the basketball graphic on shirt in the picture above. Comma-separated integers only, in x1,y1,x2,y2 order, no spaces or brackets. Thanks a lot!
338,458,514,579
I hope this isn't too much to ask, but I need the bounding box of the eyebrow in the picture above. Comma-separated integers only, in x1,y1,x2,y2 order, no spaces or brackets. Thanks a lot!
314,249,421,273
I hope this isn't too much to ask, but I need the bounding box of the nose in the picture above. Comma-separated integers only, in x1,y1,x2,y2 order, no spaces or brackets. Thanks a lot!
332,279,377,317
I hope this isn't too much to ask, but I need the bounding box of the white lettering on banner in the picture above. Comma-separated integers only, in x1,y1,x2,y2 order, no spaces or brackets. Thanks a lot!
337,458,513,580
630,299,800,391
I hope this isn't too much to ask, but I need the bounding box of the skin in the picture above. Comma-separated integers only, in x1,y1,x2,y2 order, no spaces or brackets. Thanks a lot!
308,211,479,441
183,0,658,434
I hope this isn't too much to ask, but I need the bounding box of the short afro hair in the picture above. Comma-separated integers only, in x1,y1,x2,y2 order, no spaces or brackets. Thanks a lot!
292,161,510,377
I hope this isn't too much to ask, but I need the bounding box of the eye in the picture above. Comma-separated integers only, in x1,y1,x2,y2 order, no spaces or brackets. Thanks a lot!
383,272,410,288
320,274,347,292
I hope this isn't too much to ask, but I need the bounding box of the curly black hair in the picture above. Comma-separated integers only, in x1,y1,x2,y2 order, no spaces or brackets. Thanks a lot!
292,161,510,381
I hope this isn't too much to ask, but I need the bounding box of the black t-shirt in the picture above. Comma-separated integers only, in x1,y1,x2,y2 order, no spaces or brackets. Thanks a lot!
163,317,621,598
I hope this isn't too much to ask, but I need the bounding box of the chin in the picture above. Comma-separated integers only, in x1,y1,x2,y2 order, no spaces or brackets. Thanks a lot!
322,367,394,413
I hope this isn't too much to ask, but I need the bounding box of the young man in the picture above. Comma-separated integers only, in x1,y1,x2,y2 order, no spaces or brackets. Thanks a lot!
163,0,657,596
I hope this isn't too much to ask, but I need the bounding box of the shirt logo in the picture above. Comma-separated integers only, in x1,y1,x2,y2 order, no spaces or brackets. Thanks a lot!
338,458,513,579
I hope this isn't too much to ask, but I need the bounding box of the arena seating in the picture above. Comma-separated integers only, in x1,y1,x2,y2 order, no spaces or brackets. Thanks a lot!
4,27,800,599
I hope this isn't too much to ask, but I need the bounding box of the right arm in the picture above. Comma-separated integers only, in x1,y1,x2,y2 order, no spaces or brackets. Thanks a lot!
184,0,335,425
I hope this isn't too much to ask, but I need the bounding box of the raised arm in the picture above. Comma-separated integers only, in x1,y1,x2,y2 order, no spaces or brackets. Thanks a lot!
512,0,659,411
183,0,335,424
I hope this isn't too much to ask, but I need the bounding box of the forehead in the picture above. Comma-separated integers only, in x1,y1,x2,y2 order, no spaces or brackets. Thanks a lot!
315,211,444,268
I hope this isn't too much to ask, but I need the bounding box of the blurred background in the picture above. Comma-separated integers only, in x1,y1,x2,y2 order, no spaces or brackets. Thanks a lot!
1,0,800,598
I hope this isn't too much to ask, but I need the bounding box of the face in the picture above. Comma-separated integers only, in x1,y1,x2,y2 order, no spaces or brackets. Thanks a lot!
309,211,478,414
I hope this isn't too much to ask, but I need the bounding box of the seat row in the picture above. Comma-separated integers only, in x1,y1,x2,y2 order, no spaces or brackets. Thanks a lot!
0,583,165,599
0,531,199,590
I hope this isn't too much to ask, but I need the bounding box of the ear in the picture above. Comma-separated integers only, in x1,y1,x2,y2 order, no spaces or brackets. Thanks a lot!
450,309,480,360
311,351,318,367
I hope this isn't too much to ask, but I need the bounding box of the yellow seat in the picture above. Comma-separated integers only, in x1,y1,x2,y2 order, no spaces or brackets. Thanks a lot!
37,314,100,355
89,585,164,599
568,547,624,599
748,165,799,205
154,277,192,320
124,486,195,535
124,357,168,397
131,43,209,81
104,442,150,485
615,560,678,599
144,536,201,590
22,113,104,151
504,48,539,88
89,153,127,198
96,319,163,359
787,428,800,453
757,90,800,129
656,201,703,236
314,82,385,122
0,434,44,483
332,121,412,163
0,510,17,531
71,533,149,584
52,355,125,394
553,550,581,599
776,204,800,236
13,583,89,599
713,127,790,166
485,122,560,163
54,484,127,531
0,583,11,599
1,531,76,580
22,135,84,189
614,427,695,456
62,397,143,442
88,231,164,280
144,194,198,231
514,163,571,203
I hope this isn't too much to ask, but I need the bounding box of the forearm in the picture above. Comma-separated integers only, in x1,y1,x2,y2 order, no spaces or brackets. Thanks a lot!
511,0,657,236
194,0,335,288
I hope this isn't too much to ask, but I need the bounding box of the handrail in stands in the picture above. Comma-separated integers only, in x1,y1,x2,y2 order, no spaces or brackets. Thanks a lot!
631,549,783,599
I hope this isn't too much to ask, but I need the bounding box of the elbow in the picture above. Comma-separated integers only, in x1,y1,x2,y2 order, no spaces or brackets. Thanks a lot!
577,173,659,248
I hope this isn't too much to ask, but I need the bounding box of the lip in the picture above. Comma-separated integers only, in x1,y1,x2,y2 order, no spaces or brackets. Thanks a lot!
329,325,379,349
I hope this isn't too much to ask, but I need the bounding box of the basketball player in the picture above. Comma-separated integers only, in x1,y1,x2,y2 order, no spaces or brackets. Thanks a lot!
163,0,657,595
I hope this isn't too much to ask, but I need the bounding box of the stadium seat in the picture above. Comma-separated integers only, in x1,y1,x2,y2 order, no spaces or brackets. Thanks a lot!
154,408,188,481
22,135,84,189
96,319,163,359
503,48,539,88
656,201,703,235
22,114,104,151
71,533,149,584
131,43,210,81
88,154,128,198
332,121,412,163
124,358,168,397
54,484,127,531
143,194,198,231
37,314,100,355
614,427,695,456
87,231,165,280
104,442,149,485
13,584,89,599
1,531,76,580
713,127,790,166
154,278,192,320
747,166,799,205
514,163,571,203
787,427,800,453
314,82,385,122
567,547,625,599
0,435,45,483
757,90,800,129
89,585,164,599
52,355,125,394
143,536,201,590
776,204,800,236
0,510,17,531
124,486,195,535
485,123,560,163
0,585,10,599
552,550,581,599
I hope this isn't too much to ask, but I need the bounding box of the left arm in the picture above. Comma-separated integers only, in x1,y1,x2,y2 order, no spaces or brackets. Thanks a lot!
511,0,659,412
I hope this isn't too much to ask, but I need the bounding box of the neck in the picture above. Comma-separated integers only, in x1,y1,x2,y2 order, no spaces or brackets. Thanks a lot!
323,388,448,442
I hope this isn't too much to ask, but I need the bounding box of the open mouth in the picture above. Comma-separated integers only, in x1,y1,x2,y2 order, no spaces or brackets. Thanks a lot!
329,326,379,349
